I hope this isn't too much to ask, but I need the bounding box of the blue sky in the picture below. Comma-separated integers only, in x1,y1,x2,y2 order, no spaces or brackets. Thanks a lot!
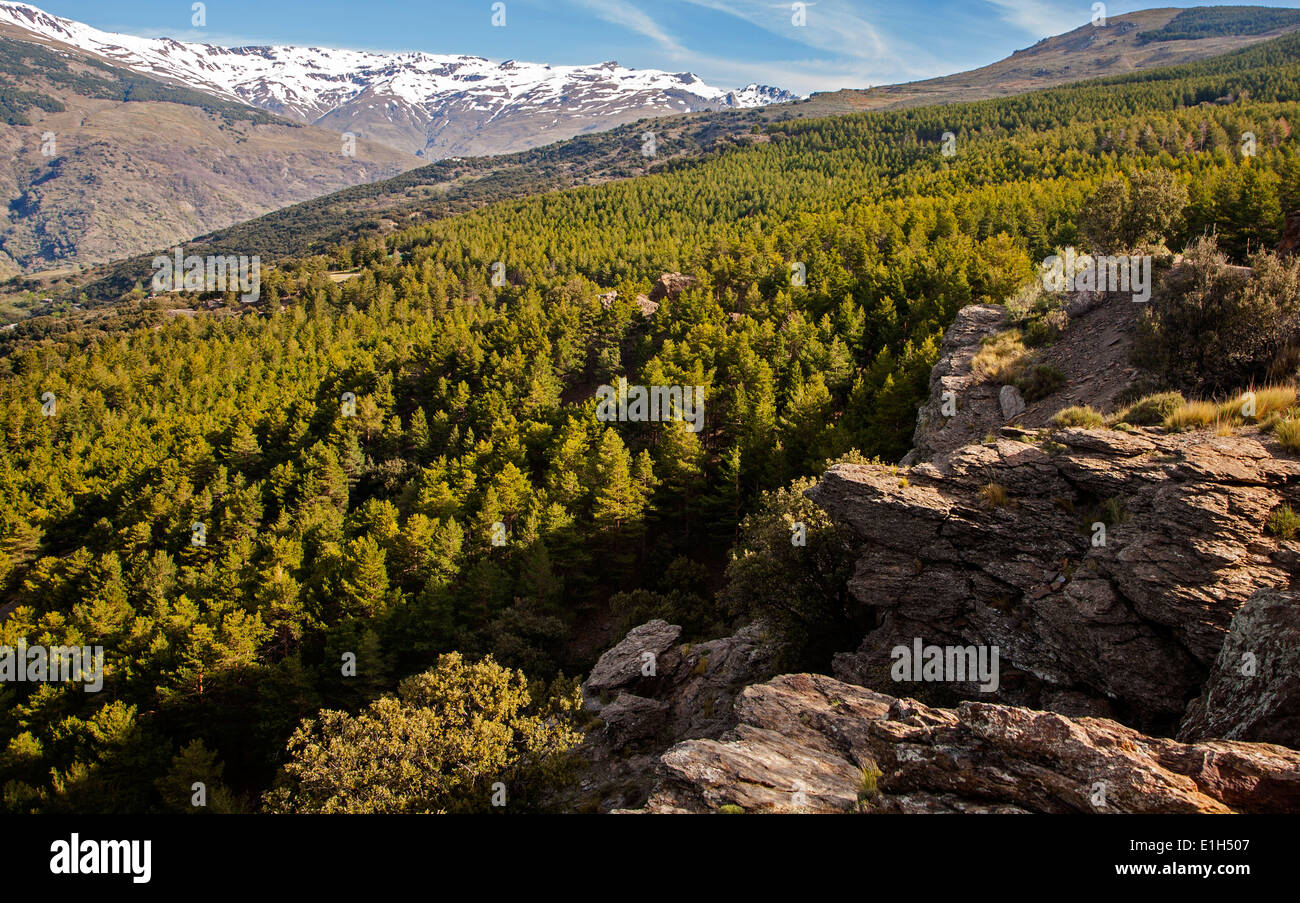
29,0,1300,94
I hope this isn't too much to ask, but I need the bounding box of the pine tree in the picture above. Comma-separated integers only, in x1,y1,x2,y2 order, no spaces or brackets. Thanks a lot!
338,535,390,618
591,429,643,529
407,407,430,459
225,420,262,472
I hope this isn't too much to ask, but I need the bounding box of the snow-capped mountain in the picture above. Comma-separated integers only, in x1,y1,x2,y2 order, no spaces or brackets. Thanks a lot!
0,1,797,158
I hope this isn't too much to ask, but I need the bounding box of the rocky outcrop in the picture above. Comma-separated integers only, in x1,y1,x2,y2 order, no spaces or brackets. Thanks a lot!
640,673,1300,813
807,427,1300,730
903,291,1148,466
647,272,696,304
578,286,1300,813
903,303,1007,465
1179,589,1300,748
570,620,778,811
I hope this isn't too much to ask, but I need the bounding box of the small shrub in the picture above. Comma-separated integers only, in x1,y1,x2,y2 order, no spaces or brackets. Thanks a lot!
1266,505,1300,539
1115,376,1171,408
856,764,883,810
1164,400,1218,432
1015,364,1067,402
980,482,1010,507
1267,505,1300,540
1022,317,1053,348
718,804,744,814
1053,405,1105,429
1112,391,1185,426
1274,418,1300,454
1018,308,1070,347
1101,496,1128,526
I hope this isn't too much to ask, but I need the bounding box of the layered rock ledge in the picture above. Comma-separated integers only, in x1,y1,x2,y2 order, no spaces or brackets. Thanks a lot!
806,427,1300,730
640,673,1300,814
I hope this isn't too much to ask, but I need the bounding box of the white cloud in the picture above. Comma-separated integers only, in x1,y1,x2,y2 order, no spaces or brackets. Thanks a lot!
680,0,895,61
569,0,688,53
982,0,1087,37
682,48,945,96
622,0,949,93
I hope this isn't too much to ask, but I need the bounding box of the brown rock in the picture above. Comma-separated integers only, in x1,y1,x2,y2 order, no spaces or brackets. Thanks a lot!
647,272,696,304
1179,589,1300,749
581,619,681,711
807,426,1300,729
641,674,1300,813
1279,210,1300,257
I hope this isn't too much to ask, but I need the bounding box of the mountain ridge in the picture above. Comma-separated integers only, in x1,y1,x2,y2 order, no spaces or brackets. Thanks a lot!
0,31,418,275
795,6,1300,115
0,1,797,158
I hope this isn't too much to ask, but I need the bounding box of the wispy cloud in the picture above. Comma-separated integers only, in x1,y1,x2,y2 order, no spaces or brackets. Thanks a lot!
568,0,688,53
560,0,946,94
98,25,272,47
982,0,1088,37
680,0,894,61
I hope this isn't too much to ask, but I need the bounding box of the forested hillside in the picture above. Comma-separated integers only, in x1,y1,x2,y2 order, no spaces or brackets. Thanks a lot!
1137,5,1300,43
2,28,1299,813
55,5,1300,307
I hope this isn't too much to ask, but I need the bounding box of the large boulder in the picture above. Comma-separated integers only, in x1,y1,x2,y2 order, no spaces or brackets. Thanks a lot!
1179,588,1300,748
999,384,1026,420
581,619,681,712
642,673,1300,814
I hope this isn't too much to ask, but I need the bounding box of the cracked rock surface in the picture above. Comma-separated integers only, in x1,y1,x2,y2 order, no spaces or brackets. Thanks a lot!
807,427,1300,730
641,673,1300,814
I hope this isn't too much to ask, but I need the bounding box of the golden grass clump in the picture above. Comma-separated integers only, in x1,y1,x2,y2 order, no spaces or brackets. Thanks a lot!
972,330,1030,385
1218,386,1297,422
980,482,1010,508
1163,400,1219,432
1053,405,1105,429
1274,418,1300,454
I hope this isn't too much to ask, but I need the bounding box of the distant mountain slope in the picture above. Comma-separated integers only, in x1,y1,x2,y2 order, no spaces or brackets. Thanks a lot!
60,105,776,300
0,2,796,159
10,4,1297,286
793,6,1300,116
1136,5,1300,43
53,19,1300,307
0,29,419,274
